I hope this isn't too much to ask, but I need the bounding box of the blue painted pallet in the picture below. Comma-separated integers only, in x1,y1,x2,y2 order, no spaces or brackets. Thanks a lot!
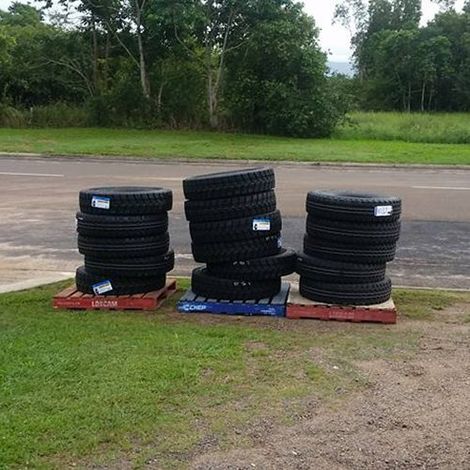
177,282,290,317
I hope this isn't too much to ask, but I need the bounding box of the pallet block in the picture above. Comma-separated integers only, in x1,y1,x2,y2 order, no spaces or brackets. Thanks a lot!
53,279,177,311
287,284,397,324
177,282,290,317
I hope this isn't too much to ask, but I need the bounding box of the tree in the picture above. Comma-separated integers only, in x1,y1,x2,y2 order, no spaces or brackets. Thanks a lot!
415,34,452,110
172,0,253,128
225,1,340,137
335,0,421,78
0,0,346,134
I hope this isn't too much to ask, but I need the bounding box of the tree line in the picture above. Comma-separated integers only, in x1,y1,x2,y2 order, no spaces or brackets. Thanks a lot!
335,0,470,112
0,0,344,137
1,0,470,136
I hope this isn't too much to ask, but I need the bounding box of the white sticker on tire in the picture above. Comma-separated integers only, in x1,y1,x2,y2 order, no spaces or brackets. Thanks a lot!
374,205,393,217
92,280,113,295
253,218,271,231
91,196,111,210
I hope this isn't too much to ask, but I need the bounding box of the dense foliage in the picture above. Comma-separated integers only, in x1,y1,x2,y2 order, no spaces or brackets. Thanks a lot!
0,0,341,137
335,0,470,112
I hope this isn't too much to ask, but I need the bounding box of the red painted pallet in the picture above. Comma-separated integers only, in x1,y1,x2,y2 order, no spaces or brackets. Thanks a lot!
53,279,177,311
287,284,397,324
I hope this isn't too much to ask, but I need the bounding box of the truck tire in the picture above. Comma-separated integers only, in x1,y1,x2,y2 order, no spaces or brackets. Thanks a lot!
296,253,386,284
79,187,172,215
207,249,296,280
184,191,276,222
78,233,170,259
192,234,281,263
304,235,396,264
306,216,401,245
75,266,166,295
191,267,281,300
300,276,392,306
189,210,282,243
76,212,168,238
306,191,401,222
84,250,174,277
183,167,275,200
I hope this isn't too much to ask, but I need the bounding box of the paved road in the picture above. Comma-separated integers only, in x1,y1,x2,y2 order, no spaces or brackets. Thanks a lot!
0,156,469,290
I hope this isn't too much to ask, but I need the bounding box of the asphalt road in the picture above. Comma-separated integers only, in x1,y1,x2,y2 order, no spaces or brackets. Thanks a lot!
0,156,469,290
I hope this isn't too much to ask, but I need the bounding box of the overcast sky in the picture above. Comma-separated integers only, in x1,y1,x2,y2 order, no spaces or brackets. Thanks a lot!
0,0,466,62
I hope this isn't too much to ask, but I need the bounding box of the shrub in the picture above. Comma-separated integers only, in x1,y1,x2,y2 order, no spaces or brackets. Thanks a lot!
0,104,27,127
29,103,88,127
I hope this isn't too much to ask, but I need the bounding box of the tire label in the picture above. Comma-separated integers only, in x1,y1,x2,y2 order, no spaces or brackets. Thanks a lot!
91,196,111,210
92,280,113,295
374,205,393,217
253,218,271,231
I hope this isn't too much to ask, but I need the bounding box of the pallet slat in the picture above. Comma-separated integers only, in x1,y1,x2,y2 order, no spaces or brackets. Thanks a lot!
53,279,177,312
55,286,77,298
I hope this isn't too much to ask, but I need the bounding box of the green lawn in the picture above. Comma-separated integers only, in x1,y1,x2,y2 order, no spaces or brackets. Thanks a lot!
0,127,469,165
1,281,469,468
335,112,470,144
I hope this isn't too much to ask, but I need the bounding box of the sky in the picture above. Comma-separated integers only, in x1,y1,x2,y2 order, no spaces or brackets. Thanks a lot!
0,0,466,62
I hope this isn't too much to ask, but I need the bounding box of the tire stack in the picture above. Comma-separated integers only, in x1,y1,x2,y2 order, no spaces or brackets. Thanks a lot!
297,191,402,305
183,168,296,300
75,187,174,295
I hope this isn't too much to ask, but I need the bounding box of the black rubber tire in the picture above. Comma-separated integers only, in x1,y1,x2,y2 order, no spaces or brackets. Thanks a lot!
191,267,281,300
207,249,297,281
78,233,170,259
183,167,275,200
76,212,168,238
79,187,172,215
84,250,174,278
296,253,386,284
299,276,392,306
306,190,401,222
75,266,166,296
304,235,396,264
192,234,282,263
184,191,276,222
189,210,282,243
306,216,401,245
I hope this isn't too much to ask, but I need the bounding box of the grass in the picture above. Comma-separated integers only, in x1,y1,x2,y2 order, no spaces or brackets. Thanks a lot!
1,282,469,468
0,125,469,165
394,288,470,320
336,112,470,145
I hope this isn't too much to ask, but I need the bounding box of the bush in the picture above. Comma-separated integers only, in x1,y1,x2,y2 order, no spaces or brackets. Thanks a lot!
0,104,27,127
29,103,88,127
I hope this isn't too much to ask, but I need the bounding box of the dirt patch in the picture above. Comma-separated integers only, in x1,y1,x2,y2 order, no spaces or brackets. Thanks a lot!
190,307,470,470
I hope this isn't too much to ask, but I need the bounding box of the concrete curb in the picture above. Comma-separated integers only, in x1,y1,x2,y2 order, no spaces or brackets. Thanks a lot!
0,272,73,294
1,152,469,171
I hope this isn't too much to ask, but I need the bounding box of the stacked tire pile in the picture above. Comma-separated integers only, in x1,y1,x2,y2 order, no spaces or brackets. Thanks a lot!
183,168,296,300
75,187,174,295
297,191,402,305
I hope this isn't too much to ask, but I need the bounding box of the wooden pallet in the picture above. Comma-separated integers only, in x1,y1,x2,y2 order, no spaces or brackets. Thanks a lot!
177,282,290,317
53,279,177,311
287,284,397,324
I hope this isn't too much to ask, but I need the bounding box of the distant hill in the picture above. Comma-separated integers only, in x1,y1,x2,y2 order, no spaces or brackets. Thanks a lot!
328,61,354,77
